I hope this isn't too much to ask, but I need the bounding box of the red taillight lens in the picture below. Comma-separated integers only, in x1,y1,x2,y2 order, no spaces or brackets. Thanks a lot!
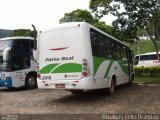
37,74,41,78
82,59,90,78
37,65,39,70
82,72,88,77
83,63,87,66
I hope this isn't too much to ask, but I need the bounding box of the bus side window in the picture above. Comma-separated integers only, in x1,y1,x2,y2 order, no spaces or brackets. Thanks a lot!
99,34,106,58
115,44,122,60
121,46,127,61
105,37,112,59
90,29,99,56
152,55,157,60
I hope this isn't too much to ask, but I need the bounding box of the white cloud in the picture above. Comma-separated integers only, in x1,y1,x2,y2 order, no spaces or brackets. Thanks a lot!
0,0,90,30
0,0,115,30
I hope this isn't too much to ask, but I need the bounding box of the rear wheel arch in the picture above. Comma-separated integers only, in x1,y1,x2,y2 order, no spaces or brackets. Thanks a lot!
107,74,117,95
110,74,117,86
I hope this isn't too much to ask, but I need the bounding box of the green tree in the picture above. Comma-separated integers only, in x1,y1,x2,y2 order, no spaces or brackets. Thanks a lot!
89,0,160,60
59,9,98,24
59,9,128,42
9,29,34,37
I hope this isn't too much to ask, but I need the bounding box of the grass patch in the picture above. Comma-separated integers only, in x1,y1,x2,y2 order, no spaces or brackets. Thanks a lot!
134,77,160,84
127,40,160,55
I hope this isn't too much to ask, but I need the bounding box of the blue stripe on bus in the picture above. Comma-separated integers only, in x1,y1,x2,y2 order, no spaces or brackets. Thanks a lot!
0,79,12,87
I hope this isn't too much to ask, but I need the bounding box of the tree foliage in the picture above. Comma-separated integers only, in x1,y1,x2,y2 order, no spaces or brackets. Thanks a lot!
90,0,124,19
59,9,99,24
9,29,34,37
89,0,160,59
59,9,117,38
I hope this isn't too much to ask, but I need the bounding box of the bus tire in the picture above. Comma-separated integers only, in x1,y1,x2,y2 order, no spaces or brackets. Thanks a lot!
70,90,83,94
25,74,37,89
107,79,116,95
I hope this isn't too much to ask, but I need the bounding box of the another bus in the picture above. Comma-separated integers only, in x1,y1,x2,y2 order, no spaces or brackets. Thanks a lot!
134,52,160,67
36,22,134,94
0,37,37,89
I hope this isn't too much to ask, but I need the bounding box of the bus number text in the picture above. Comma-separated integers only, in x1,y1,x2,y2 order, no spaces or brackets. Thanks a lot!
41,76,51,80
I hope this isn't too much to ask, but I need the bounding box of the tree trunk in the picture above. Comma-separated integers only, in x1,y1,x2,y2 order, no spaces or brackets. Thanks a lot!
146,26,160,61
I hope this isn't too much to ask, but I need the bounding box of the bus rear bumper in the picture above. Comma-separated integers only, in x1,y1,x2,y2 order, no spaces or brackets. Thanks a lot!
38,76,93,90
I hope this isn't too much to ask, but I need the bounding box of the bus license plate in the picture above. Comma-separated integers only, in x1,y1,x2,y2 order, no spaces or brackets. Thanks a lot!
55,84,65,88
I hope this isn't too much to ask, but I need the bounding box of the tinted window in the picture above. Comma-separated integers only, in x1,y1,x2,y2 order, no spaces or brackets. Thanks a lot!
90,28,129,61
140,54,158,61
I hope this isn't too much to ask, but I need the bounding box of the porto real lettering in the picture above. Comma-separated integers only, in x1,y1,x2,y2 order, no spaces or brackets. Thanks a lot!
45,56,74,62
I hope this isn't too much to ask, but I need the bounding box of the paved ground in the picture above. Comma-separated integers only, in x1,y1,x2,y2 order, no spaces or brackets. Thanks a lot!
0,84,160,119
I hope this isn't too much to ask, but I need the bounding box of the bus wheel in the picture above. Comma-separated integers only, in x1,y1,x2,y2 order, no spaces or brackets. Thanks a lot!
25,74,37,89
70,90,83,94
107,79,116,95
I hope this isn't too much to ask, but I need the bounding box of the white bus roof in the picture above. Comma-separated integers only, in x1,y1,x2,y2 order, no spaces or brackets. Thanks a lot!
135,52,160,56
0,36,34,41
40,22,128,47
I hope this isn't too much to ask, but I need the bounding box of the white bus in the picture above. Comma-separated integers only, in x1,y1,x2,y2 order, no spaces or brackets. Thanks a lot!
134,52,160,67
0,37,37,89
37,22,134,94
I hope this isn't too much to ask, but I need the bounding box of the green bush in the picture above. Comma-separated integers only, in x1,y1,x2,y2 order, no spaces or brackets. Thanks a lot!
134,66,160,77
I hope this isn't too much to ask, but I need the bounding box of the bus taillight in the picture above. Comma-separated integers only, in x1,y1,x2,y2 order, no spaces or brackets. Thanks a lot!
37,65,39,70
83,63,87,66
82,59,90,78
37,74,41,79
82,72,88,77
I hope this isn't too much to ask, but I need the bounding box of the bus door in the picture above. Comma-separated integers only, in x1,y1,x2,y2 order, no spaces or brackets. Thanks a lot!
11,40,31,86
11,53,26,86
12,52,30,86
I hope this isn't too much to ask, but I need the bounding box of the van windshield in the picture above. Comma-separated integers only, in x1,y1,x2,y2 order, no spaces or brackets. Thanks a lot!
134,56,139,65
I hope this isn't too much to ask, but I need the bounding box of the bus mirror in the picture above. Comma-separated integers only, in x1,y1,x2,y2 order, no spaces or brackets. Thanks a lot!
32,24,37,50
3,47,11,61
34,40,37,50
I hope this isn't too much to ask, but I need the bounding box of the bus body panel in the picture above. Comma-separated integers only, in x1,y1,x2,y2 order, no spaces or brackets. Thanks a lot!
0,59,37,88
38,24,86,88
136,60,160,67
134,52,160,67
37,22,133,90
91,58,129,89
0,37,37,88
38,76,93,90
